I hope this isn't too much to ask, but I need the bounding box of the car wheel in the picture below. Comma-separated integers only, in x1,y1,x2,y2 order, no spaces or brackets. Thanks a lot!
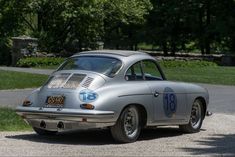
179,99,205,133
33,127,58,136
111,105,141,143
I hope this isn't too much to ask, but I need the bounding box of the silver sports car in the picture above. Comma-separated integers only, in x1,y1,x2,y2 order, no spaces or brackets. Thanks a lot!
16,50,209,143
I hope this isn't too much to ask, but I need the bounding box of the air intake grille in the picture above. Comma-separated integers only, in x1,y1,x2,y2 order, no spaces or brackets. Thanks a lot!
82,77,94,88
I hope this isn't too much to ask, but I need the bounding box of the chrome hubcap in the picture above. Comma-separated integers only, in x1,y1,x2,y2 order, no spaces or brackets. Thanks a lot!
190,101,202,129
124,108,139,138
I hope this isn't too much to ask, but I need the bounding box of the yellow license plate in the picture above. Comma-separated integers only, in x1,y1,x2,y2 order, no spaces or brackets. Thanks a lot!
46,96,65,106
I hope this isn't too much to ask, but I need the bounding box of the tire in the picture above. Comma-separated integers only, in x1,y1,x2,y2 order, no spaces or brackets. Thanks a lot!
111,105,141,143
33,127,58,136
179,99,205,133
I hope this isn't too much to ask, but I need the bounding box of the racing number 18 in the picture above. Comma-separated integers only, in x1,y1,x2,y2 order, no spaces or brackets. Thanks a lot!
164,93,176,112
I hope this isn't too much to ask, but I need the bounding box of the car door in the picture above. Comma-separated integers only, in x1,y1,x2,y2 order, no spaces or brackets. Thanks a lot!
141,60,187,124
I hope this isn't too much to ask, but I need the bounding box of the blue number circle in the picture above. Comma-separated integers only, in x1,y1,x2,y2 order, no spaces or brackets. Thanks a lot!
163,87,177,118
79,89,98,103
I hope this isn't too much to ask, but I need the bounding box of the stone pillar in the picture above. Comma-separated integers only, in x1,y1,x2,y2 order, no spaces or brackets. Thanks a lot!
221,55,235,66
11,36,38,66
96,41,104,50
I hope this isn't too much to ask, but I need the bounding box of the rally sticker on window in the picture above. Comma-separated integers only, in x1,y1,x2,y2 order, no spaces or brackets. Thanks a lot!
79,89,98,103
163,87,177,118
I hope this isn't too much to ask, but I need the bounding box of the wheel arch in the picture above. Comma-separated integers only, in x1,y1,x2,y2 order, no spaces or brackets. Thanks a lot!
119,103,148,128
195,96,207,119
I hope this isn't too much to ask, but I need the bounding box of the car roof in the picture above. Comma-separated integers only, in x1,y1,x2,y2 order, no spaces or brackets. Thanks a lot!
74,50,150,57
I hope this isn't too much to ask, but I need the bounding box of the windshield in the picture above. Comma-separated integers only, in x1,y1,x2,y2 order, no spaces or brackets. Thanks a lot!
58,56,122,77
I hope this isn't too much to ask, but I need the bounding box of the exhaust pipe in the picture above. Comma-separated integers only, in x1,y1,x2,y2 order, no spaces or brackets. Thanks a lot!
57,121,64,129
40,121,46,128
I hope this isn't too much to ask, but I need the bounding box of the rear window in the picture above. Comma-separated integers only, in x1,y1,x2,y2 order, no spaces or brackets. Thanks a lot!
58,56,122,77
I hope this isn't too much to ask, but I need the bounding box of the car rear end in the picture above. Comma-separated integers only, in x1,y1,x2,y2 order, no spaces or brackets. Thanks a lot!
16,65,119,131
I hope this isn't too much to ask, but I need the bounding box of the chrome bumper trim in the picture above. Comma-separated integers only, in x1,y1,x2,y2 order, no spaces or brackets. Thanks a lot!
16,106,115,123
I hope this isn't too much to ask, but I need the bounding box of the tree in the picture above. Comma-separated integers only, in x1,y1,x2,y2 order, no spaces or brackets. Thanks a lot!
21,0,152,53
0,0,27,65
20,0,105,53
146,0,192,55
146,0,235,55
103,0,152,50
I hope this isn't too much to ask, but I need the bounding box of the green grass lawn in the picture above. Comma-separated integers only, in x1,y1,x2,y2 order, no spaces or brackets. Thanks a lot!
0,70,48,90
0,108,31,131
1,65,235,91
163,66,235,85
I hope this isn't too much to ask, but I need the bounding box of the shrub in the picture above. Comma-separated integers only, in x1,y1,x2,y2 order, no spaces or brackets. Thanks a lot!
159,60,218,68
17,57,65,68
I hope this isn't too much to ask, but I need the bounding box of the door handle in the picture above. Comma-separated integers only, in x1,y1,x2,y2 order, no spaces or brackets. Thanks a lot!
154,91,159,97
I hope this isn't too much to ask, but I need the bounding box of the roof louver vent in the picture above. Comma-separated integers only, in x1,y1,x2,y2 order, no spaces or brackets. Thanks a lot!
82,77,94,88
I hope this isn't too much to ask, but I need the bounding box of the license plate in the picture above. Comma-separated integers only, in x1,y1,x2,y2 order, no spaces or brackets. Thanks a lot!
46,96,65,107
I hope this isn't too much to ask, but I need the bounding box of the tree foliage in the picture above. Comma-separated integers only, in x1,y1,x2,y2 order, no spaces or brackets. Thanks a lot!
146,0,235,55
0,0,235,62
0,0,28,65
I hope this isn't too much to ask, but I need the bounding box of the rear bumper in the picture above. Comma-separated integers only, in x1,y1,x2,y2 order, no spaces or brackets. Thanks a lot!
16,106,115,131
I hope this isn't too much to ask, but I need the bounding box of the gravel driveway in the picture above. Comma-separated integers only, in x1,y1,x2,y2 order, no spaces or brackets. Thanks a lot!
0,113,234,156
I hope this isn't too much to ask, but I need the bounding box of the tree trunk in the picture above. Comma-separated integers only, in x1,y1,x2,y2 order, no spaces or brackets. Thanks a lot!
78,39,83,52
116,27,120,49
37,11,42,32
171,38,176,56
162,41,168,56
199,8,205,55
205,0,211,54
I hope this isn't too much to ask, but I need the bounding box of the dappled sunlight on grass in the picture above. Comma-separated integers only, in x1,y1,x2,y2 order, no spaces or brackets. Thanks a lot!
0,108,31,131
0,70,48,90
164,66,235,85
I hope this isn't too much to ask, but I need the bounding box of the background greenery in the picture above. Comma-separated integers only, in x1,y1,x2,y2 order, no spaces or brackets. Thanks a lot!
17,57,65,68
0,108,31,131
0,0,235,64
11,58,235,87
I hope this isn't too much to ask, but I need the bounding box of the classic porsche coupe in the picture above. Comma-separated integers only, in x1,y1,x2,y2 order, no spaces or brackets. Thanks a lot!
16,50,209,143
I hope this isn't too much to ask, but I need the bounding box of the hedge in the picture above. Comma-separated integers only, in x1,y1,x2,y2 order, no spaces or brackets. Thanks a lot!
17,57,65,67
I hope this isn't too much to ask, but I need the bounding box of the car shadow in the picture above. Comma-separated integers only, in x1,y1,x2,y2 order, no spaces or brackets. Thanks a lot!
180,134,235,156
139,127,183,141
6,127,183,145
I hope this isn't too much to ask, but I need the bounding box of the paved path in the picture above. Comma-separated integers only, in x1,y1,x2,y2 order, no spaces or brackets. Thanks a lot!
0,66,53,75
0,88,35,107
0,67,52,107
199,83,235,114
0,113,234,156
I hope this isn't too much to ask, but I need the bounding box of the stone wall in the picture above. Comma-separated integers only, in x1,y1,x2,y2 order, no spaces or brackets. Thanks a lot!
11,36,38,66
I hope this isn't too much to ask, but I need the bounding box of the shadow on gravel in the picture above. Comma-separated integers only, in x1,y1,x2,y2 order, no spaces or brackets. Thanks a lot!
139,127,183,141
180,134,235,156
6,127,183,145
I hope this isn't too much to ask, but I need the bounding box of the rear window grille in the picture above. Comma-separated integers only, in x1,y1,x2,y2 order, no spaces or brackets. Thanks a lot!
63,74,86,89
47,73,70,89
47,73,86,89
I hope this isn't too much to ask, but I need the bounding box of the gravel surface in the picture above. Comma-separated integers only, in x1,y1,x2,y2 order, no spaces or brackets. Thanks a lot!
0,113,234,156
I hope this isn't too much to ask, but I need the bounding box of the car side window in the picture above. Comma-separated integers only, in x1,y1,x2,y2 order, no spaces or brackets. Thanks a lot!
142,60,163,80
125,62,144,81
